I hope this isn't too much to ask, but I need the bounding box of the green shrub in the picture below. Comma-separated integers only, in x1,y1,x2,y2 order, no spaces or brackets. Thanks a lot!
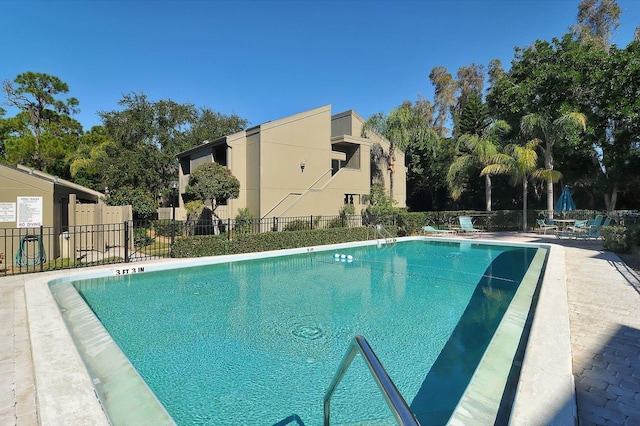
625,224,640,247
171,226,398,258
601,226,630,253
154,219,184,237
340,204,355,215
362,185,398,226
133,228,154,248
326,216,347,228
485,210,521,231
396,212,428,236
234,208,254,234
284,219,311,231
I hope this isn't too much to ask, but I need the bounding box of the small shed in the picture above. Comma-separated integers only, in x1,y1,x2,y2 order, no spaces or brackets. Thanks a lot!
0,164,131,267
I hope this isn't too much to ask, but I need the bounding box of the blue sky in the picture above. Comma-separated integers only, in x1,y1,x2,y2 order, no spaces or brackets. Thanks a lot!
3,0,640,131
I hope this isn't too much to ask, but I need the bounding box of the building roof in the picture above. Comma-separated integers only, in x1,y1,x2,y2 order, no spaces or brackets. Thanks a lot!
1,163,106,199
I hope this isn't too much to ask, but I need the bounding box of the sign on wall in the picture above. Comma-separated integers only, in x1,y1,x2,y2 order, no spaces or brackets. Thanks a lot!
0,202,16,222
17,196,43,228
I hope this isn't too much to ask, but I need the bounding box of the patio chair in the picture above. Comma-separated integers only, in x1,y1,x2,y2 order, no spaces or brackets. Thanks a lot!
422,225,456,235
458,216,482,233
536,218,557,234
575,215,606,240
568,220,589,232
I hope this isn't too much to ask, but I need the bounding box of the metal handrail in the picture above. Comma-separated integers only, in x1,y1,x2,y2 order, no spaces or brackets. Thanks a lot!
260,168,334,220
277,168,334,218
260,193,302,220
373,224,396,244
323,335,420,426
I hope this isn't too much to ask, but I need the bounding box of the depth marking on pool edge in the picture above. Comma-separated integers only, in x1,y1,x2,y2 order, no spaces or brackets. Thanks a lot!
113,266,146,276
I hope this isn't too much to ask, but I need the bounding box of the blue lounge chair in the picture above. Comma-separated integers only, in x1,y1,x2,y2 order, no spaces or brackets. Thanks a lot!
558,216,608,240
458,216,482,233
568,219,589,232
575,216,606,240
422,226,456,235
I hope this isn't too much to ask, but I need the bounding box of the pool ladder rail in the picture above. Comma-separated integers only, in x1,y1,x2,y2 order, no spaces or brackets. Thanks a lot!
324,335,420,426
371,224,397,245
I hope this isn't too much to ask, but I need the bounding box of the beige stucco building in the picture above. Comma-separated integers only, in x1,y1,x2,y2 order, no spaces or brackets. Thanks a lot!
176,105,406,220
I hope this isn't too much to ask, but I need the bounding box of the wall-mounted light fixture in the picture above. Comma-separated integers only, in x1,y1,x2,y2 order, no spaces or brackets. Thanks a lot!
300,160,306,173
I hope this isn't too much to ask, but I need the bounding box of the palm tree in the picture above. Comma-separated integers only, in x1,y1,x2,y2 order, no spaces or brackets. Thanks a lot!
361,105,419,199
520,110,586,217
481,139,560,231
369,142,389,186
447,120,511,211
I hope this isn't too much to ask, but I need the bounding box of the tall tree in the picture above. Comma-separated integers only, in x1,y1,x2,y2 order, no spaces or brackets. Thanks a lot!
487,35,601,208
452,64,485,139
448,95,511,212
187,108,249,146
400,99,448,210
67,126,112,190
0,108,8,159
571,0,621,50
487,59,505,89
583,39,640,210
481,139,550,231
2,72,80,170
99,92,248,199
429,66,456,138
185,162,240,228
362,104,423,200
369,142,389,187
520,110,586,216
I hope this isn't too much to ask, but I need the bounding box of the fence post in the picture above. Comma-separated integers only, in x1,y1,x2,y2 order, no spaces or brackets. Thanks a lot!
310,215,313,230
171,207,176,247
124,221,129,263
39,226,44,272
227,218,231,240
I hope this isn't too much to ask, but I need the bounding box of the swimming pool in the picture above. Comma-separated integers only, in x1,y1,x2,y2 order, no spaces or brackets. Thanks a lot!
50,238,547,425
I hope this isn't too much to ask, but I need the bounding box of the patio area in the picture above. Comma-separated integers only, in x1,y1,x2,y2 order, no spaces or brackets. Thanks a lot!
1,232,639,425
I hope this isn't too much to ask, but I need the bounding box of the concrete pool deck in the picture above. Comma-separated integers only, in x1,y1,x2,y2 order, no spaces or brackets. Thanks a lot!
1,232,639,425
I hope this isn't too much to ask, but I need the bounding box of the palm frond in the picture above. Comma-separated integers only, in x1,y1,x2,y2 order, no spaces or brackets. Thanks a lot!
554,112,587,132
481,163,512,176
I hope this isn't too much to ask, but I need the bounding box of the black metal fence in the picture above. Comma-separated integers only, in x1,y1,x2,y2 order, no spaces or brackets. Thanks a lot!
0,214,374,276
1,209,617,277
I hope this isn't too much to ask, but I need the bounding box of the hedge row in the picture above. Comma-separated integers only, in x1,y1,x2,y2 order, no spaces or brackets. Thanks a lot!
395,210,527,235
395,209,608,235
171,226,398,258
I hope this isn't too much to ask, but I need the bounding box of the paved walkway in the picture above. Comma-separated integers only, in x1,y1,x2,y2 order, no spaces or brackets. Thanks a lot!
565,245,640,425
0,275,37,426
1,233,639,425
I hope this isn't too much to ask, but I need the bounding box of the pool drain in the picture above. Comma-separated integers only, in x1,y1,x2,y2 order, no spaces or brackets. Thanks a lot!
292,324,324,340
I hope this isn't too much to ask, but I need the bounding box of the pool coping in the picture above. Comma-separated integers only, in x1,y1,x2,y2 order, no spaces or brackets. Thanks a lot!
448,243,549,425
22,237,575,425
508,243,576,425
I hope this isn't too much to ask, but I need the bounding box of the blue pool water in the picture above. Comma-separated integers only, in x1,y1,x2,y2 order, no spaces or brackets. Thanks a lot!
72,240,538,425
